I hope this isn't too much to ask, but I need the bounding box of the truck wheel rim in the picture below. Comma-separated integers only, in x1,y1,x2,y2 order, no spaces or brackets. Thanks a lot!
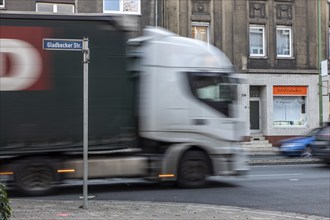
18,164,54,192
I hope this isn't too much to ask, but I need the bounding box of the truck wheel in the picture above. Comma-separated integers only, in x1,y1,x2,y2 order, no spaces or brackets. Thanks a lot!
177,150,211,188
14,158,58,196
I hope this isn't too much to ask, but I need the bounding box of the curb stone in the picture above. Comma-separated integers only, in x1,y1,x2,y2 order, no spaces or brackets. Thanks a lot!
249,157,323,165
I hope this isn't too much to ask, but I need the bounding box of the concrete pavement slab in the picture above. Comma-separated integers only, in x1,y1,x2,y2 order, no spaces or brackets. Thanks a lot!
9,199,328,220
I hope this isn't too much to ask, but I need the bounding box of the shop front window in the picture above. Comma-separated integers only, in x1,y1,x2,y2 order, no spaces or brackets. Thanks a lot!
273,96,306,125
273,86,307,126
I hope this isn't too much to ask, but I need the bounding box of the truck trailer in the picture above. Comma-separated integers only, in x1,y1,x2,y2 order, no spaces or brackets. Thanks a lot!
0,12,248,196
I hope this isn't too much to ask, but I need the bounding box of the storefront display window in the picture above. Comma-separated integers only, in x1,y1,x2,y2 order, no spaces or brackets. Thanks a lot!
273,86,307,126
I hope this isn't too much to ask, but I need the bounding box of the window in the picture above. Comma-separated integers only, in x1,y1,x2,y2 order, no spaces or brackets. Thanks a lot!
0,0,4,8
273,86,307,126
249,25,266,57
191,22,210,43
276,26,292,57
103,0,140,14
36,3,74,13
273,97,306,126
187,72,237,117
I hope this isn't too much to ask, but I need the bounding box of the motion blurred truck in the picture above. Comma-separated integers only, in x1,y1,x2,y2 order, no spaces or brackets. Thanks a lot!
0,12,248,196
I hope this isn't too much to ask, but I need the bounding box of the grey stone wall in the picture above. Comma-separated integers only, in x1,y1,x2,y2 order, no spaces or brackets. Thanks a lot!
2,0,35,11
162,0,329,72
0,0,156,37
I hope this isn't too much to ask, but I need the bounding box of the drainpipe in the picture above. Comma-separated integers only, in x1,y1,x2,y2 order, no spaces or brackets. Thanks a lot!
318,0,323,126
155,0,158,27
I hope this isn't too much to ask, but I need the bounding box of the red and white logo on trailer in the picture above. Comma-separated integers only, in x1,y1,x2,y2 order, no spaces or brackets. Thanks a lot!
0,26,53,91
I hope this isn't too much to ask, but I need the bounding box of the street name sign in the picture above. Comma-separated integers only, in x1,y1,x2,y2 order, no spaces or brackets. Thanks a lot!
321,60,328,77
43,38,83,51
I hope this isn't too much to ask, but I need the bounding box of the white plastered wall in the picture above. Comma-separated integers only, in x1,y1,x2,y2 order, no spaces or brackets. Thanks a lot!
237,73,329,136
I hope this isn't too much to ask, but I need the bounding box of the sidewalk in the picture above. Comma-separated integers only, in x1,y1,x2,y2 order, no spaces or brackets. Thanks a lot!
9,199,328,220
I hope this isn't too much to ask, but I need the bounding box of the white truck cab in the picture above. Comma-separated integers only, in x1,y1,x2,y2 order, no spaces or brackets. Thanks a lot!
128,27,248,188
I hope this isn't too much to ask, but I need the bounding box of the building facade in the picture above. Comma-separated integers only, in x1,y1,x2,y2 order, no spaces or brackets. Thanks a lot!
1,0,330,144
0,0,158,35
162,0,330,144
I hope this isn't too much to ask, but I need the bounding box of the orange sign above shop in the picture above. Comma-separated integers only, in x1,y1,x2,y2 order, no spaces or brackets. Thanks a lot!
273,86,307,96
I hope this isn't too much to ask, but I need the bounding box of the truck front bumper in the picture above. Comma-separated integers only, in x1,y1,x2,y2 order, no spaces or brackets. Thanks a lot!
211,148,249,176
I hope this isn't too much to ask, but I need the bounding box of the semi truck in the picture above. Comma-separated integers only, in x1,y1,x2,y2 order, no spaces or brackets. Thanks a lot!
0,12,248,196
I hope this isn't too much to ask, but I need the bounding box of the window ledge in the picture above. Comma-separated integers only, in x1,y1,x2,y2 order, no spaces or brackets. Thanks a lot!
273,125,307,128
103,11,141,16
249,56,268,59
276,57,295,60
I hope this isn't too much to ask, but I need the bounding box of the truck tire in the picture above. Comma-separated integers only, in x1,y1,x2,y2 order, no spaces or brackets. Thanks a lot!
177,150,211,188
14,158,59,196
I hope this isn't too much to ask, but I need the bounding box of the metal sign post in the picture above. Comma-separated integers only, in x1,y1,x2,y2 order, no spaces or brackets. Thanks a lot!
82,37,90,209
43,37,90,209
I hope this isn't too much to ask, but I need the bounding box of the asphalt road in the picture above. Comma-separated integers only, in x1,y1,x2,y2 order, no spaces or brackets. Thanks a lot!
10,163,330,218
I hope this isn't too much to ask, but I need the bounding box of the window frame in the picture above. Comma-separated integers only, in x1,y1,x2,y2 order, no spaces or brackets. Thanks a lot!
0,0,5,8
249,25,266,57
276,26,293,58
191,22,210,44
36,2,75,13
272,86,308,127
103,0,141,15
186,72,238,117
273,96,307,126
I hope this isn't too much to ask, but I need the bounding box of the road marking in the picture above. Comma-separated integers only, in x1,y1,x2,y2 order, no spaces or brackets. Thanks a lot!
249,173,303,177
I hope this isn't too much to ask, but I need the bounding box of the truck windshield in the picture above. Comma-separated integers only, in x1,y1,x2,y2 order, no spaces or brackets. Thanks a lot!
187,72,237,117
